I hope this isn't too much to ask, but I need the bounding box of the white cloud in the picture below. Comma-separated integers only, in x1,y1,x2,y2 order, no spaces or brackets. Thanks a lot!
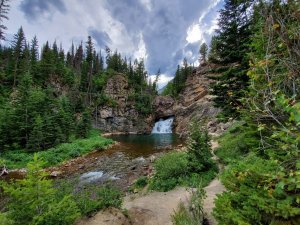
149,73,173,89
186,24,202,43
5,0,223,77
134,33,148,60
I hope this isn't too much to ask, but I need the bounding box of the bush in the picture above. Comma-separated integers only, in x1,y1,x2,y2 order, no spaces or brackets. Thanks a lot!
149,122,217,192
134,176,148,189
186,122,216,173
149,152,188,191
213,154,300,225
172,185,207,225
56,181,123,217
1,155,80,225
0,213,13,225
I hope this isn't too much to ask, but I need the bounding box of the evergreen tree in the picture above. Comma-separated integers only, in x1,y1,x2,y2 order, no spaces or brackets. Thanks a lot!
30,36,39,76
1,155,80,225
38,41,55,84
74,43,83,72
27,115,44,150
210,0,255,118
76,110,91,138
11,27,26,87
199,42,208,64
215,0,254,63
186,121,216,173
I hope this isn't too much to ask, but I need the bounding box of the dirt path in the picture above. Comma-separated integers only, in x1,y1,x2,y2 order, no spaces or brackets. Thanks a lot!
78,140,225,225
124,187,191,225
203,140,226,225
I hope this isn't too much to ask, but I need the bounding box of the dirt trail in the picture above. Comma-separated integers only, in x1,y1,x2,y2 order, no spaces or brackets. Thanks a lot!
203,141,226,225
78,140,225,225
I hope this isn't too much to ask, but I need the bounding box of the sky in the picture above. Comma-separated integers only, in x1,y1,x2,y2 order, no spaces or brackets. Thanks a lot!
5,0,223,88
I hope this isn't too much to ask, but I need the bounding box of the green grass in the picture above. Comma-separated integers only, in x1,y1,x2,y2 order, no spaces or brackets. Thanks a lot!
1,129,114,169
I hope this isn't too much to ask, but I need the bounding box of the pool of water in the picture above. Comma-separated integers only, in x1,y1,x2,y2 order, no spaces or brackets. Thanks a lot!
108,133,183,158
2,134,184,188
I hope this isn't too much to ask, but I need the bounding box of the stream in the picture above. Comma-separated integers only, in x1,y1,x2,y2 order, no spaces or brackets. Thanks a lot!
73,133,183,189
2,117,184,190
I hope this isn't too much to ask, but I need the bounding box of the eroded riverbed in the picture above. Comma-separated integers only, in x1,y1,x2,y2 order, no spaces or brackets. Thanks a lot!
3,134,184,190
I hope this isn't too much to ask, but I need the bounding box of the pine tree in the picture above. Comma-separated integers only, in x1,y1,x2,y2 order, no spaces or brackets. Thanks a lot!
30,36,39,77
186,121,215,173
12,27,26,88
2,155,80,225
215,0,254,63
76,110,91,138
199,42,208,64
27,115,44,150
38,42,52,84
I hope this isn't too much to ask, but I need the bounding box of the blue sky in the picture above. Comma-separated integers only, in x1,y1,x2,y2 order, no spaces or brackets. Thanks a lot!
5,0,223,88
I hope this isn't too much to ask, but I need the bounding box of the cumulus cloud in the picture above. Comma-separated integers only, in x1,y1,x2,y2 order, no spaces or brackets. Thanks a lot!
149,74,174,89
7,0,223,80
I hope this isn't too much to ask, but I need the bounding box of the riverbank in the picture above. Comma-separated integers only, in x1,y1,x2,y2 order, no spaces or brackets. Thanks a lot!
0,129,114,170
77,139,225,225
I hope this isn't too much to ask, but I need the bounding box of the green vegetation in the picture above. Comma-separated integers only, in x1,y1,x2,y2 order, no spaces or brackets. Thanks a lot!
149,123,217,192
0,8,156,154
1,155,80,225
1,155,124,224
133,176,148,189
211,1,300,224
56,180,123,216
162,59,193,97
215,122,259,164
172,185,206,225
1,129,113,169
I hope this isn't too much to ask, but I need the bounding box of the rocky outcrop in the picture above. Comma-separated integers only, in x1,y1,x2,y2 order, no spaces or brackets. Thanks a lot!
152,96,175,120
93,74,153,134
173,65,222,136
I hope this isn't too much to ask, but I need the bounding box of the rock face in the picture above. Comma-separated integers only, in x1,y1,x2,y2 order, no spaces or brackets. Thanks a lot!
93,74,153,134
173,65,222,136
152,96,175,120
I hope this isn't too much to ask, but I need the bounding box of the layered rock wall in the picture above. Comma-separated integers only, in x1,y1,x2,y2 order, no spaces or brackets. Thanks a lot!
93,74,153,134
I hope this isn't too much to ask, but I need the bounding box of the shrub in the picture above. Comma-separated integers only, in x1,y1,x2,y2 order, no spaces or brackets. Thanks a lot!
149,152,188,191
186,121,217,173
0,213,13,225
1,155,80,225
213,154,300,225
134,176,148,189
172,185,207,225
56,181,123,217
2,129,113,169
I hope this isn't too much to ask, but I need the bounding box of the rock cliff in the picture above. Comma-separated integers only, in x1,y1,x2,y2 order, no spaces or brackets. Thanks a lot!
152,96,175,120
92,74,153,134
173,65,224,136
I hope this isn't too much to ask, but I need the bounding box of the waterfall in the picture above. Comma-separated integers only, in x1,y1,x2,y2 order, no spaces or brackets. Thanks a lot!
151,117,174,134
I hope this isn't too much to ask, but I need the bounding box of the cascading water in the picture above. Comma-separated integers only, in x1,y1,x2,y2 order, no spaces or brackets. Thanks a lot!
151,117,174,134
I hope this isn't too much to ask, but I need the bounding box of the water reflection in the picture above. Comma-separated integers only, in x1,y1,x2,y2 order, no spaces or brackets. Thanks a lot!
109,134,183,158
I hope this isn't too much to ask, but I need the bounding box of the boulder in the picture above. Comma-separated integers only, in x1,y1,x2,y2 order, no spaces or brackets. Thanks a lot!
152,96,175,119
